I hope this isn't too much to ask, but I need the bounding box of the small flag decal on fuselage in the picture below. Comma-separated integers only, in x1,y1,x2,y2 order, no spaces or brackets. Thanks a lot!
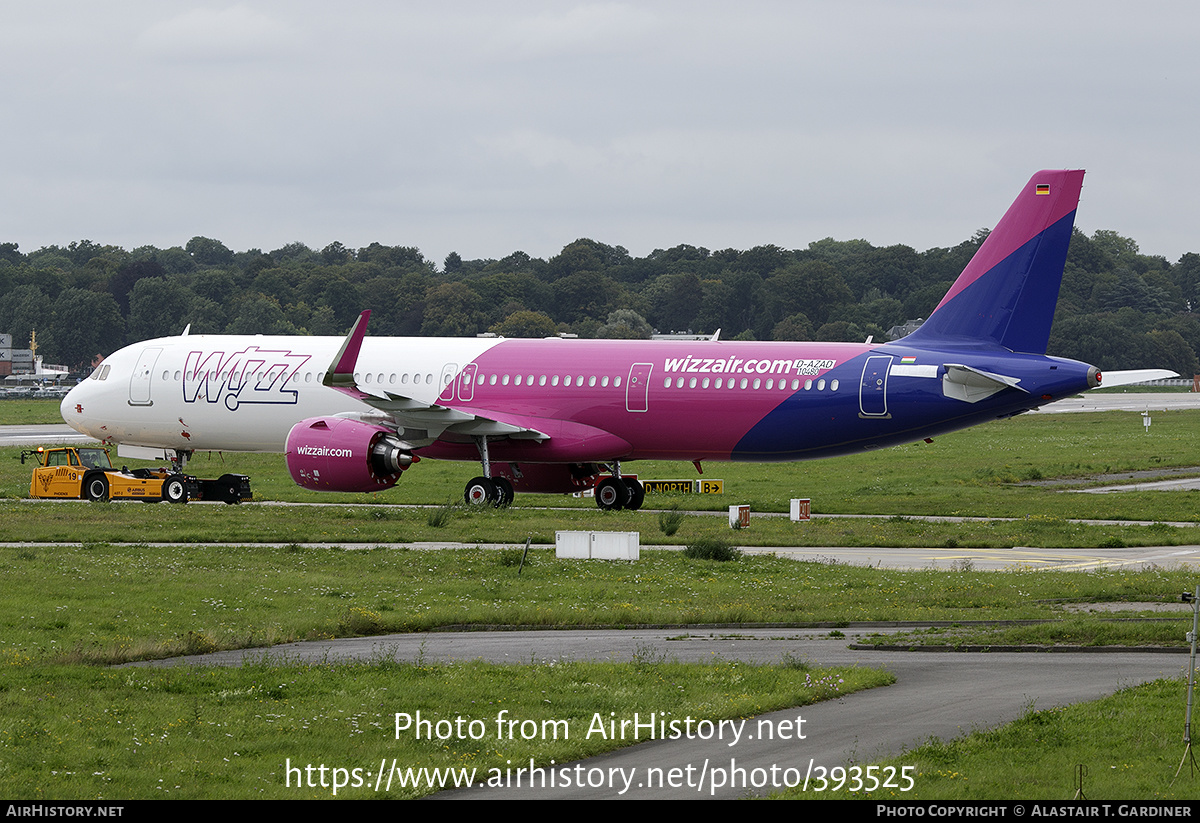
900,356,917,364
1035,184,1051,195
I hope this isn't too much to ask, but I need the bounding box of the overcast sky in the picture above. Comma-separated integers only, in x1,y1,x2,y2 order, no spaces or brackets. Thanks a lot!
3,1,1196,268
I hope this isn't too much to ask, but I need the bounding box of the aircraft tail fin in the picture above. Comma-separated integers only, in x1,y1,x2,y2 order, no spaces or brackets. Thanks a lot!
904,169,1085,354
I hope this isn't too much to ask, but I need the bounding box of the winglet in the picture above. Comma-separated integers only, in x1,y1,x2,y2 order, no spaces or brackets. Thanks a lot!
905,170,1085,354
324,310,371,392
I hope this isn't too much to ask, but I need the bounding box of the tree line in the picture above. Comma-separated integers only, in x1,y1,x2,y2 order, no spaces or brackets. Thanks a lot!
1,228,1198,377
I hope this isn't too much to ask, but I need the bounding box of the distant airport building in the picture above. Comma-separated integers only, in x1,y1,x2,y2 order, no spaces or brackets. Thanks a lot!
0,332,67,383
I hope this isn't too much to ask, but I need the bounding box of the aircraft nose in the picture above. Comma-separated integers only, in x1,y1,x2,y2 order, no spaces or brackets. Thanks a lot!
61,381,91,433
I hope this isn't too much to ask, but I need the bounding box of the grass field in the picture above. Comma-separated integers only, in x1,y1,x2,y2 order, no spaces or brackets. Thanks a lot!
3,400,1200,800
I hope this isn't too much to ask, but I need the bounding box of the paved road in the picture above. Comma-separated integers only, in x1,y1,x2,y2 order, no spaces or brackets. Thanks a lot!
0,423,92,446
1031,391,1200,413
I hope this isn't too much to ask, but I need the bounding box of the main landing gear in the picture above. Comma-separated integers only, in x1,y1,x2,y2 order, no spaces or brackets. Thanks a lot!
462,435,514,507
594,463,644,512
464,475,514,508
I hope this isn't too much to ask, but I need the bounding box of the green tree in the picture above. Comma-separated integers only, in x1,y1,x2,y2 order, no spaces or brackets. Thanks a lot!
421,282,484,337
597,310,652,339
185,236,235,266
226,294,300,335
645,272,702,333
43,289,126,370
491,310,559,338
128,278,195,341
771,313,814,341
0,242,22,266
549,271,624,325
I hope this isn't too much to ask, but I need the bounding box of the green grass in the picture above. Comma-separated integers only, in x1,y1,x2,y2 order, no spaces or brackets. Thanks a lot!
0,656,889,799
0,399,67,425
2,545,1197,668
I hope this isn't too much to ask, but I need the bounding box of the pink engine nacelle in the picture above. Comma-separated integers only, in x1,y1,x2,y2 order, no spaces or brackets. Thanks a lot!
285,417,415,493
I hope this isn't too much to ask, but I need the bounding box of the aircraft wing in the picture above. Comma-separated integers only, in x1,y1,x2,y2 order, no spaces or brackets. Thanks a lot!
323,311,549,446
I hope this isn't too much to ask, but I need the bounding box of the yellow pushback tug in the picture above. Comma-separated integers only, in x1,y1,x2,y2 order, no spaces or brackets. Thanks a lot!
23,445,250,504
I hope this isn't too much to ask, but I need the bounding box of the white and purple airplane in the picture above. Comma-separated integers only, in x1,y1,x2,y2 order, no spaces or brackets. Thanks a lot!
61,170,1166,509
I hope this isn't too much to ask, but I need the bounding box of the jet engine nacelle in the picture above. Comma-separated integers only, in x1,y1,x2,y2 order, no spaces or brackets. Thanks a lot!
286,417,415,492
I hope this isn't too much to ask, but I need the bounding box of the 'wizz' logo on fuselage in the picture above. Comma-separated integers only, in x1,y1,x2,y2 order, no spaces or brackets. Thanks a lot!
183,347,311,411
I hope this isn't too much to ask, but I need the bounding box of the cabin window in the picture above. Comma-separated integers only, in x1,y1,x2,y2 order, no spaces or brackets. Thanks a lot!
830,379,839,391
817,378,826,391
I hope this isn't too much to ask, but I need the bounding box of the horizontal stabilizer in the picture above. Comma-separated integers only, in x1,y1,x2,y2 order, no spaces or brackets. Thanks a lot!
942,364,1027,404
1093,369,1180,389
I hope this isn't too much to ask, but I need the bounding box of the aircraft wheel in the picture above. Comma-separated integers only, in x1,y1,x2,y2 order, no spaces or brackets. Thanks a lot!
492,477,515,508
162,474,189,504
84,474,109,503
464,476,496,506
595,476,631,511
624,478,645,511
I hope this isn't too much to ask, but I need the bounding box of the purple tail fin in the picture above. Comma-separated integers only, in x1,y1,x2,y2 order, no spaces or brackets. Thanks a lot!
904,170,1085,354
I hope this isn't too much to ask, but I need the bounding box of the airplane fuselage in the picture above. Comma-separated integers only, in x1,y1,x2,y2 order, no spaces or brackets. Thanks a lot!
62,332,1095,465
